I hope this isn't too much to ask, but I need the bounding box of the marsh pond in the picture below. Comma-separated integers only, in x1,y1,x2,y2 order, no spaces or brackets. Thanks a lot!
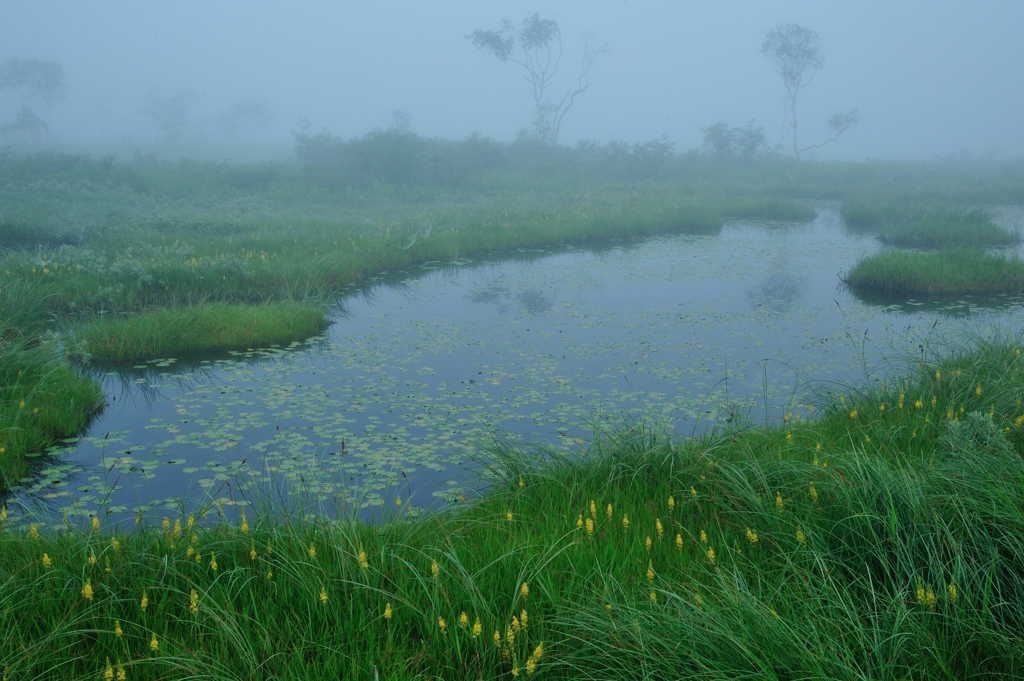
8,204,1024,526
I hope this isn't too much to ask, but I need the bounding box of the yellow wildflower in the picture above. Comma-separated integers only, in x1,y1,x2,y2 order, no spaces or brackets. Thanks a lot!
690,486,697,497
29,524,39,541
948,581,957,603
111,537,121,553
114,620,123,637
239,511,249,533
931,396,937,407
796,528,806,544
976,384,982,397
606,503,613,520
745,527,758,543
576,514,583,529
42,553,52,569
646,560,655,583
0,505,6,523
473,617,482,638
459,611,468,628
848,409,857,419
494,630,502,646
81,579,93,600
879,404,885,412
104,658,114,681
249,543,257,561
518,475,524,488
700,530,707,544
187,513,195,530
675,533,683,550
395,495,401,507
186,546,195,559
438,616,447,634
210,554,217,572
667,495,675,511
141,590,148,612
92,516,100,533
431,560,439,578
707,547,715,561
319,586,328,604
189,589,199,614
162,518,170,533
935,370,941,382
520,609,528,630
511,615,520,634
776,491,783,512
308,542,316,558
173,518,181,538
384,602,392,619
810,484,818,504
589,499,597,519
694,593,703,607
520,582,529,600
645,535,652,553
89,550,97,567
786,431,793,442
358,547,369,570
526,658,537,675
585,517,594,537
650,590,658,604
116,663,126,681
655,518,663,539
506,510,513,521
915,398,923,409
150,633,159,651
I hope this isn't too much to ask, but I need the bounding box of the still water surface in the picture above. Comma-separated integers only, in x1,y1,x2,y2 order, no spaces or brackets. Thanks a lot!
8,204,1024,527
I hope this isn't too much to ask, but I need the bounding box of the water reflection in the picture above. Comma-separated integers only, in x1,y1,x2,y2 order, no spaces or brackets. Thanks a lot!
7,206,1024,530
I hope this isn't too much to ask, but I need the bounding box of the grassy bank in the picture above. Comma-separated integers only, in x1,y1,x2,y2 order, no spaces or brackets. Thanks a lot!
72,301,329,363
0,336,104,485
842,248,1024,296
2,337,1023,679
878,207,1019,249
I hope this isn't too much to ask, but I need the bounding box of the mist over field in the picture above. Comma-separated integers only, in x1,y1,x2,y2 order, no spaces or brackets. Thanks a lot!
2,0,1022,160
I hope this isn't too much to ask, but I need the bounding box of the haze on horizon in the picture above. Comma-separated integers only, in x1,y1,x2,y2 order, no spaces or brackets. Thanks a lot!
1,0,1022,162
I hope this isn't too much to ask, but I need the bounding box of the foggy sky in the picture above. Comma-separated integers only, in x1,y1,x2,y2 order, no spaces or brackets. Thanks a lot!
2,0,1022,160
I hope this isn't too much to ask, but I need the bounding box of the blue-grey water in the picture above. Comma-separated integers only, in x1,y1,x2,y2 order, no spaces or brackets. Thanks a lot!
6,204,1024,528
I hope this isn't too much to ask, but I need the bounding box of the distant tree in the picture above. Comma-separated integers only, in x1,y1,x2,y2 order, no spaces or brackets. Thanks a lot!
700,120,768,162
467,13,606,145
142,90,195,143
0,104,49,144
761,24,859,160
0,58,66,105
0,58,66,144
217,97,275,138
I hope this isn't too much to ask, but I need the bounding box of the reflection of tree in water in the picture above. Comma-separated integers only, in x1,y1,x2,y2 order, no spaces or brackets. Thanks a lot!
467,275,555,314
517,288,555,313
748,272,806,312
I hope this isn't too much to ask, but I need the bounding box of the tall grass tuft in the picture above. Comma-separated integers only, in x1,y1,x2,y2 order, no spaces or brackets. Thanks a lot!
842,248,1024,297
878,207,1019,249
72,301,330,363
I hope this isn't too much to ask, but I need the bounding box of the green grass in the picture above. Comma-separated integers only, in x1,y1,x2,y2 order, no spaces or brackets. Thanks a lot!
2,336,1023,679
0,337,104,485
71,301,330,363
878,207,1019,249
842,248,1024,297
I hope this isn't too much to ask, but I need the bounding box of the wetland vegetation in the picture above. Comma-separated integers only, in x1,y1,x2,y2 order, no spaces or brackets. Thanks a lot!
2,146,1024,678
3,335,1024,679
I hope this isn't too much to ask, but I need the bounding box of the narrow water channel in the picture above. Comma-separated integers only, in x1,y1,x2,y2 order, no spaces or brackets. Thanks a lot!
7,204,1024,528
